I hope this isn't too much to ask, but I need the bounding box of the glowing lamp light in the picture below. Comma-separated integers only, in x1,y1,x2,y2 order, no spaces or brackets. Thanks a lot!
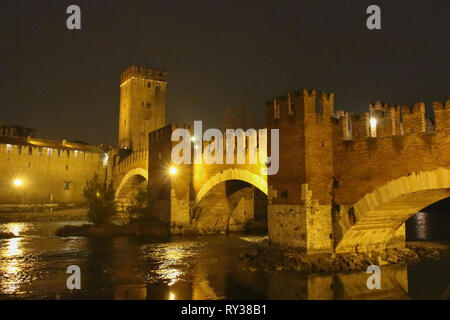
13,179,23,187
169,167,177,176
370,118,377,128
191,136,196,142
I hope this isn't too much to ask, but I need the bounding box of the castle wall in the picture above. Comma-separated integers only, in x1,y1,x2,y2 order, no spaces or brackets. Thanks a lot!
0,143,106,205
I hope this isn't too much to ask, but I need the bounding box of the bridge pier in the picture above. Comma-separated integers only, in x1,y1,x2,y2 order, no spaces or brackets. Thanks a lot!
268,184,334,253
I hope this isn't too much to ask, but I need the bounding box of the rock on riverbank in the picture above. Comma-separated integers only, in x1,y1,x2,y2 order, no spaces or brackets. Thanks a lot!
239,241,450,273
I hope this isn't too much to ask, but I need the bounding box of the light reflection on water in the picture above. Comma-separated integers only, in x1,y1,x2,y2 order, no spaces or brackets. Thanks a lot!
406,210,450,241
0,220,448,300
1,223,25,294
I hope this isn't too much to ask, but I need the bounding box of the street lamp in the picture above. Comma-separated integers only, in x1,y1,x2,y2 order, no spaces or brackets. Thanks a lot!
13,179,23,187
169,167,177,176
370,118,377,128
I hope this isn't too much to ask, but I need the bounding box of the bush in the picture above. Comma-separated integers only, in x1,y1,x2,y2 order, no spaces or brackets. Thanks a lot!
83,174,116,226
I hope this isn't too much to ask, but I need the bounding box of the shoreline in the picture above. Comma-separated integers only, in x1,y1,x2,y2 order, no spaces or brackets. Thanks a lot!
0,208,130,223
239,240,450,274
0,208,88,222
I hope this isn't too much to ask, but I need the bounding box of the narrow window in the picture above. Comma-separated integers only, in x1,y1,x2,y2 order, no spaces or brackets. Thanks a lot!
28,146,32,155
38,147,43,156
6,144,12,153
18,146,22,155
64,182,70,190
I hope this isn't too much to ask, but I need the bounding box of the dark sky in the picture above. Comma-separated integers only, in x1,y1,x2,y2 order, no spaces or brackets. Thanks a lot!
1,0,449,146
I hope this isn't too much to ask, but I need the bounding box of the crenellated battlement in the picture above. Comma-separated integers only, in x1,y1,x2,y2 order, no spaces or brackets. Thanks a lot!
433,99,450,132
333,99,450,142
120,65,167,84
267,88,335,122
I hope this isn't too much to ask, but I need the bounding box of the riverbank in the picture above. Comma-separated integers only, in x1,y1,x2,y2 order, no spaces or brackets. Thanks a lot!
0,208,88,222
0,208,131,223
239,240,450,274
55,221,170,239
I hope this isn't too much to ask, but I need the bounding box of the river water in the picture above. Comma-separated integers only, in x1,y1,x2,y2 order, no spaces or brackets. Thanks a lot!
0,216,449,300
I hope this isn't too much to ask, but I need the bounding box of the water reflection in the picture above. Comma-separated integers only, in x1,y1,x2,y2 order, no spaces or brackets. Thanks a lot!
0,221,448,300
0,223,26,294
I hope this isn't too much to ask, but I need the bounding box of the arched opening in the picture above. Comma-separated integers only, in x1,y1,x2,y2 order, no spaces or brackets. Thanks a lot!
193,180,268,235
406,197,450,241
336,169,450,253
115,168,148,211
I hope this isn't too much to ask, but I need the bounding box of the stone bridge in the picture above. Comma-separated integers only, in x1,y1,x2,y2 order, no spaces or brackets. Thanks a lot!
266,90,450,253
113,89,449,254
112,149,148,210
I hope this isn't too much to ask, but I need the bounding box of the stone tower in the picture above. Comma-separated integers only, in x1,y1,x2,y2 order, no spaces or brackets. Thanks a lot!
118,65,167,150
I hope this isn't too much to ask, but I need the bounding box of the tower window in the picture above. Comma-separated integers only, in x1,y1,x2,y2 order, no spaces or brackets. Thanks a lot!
147,82,151,88
64,182,70,190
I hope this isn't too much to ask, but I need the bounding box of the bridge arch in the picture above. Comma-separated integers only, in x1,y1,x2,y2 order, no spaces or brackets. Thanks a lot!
195,168,267,204
115,168,148,210
336,168,450,253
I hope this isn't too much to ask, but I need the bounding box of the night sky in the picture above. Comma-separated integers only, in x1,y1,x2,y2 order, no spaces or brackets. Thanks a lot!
1,0,449,147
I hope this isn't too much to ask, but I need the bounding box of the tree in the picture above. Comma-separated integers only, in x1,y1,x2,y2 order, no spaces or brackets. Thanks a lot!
127,186,148,222
83,174,116,226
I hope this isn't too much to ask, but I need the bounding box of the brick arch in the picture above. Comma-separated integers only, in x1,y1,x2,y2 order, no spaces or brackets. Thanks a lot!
195,168,267,204
115,167,148,200
336,168,450,253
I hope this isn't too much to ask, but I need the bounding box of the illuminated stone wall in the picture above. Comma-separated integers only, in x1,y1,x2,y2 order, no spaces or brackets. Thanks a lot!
118,66,167,151
0,143,106,205
267,88,449,253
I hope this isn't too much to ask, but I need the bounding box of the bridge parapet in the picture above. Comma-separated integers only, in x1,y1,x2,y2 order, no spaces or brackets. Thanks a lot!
334,99,450,142
433,99,450,133
116,149,148,175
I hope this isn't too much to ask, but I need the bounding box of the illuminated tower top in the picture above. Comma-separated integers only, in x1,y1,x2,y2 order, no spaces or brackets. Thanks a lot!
118,66,167,151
